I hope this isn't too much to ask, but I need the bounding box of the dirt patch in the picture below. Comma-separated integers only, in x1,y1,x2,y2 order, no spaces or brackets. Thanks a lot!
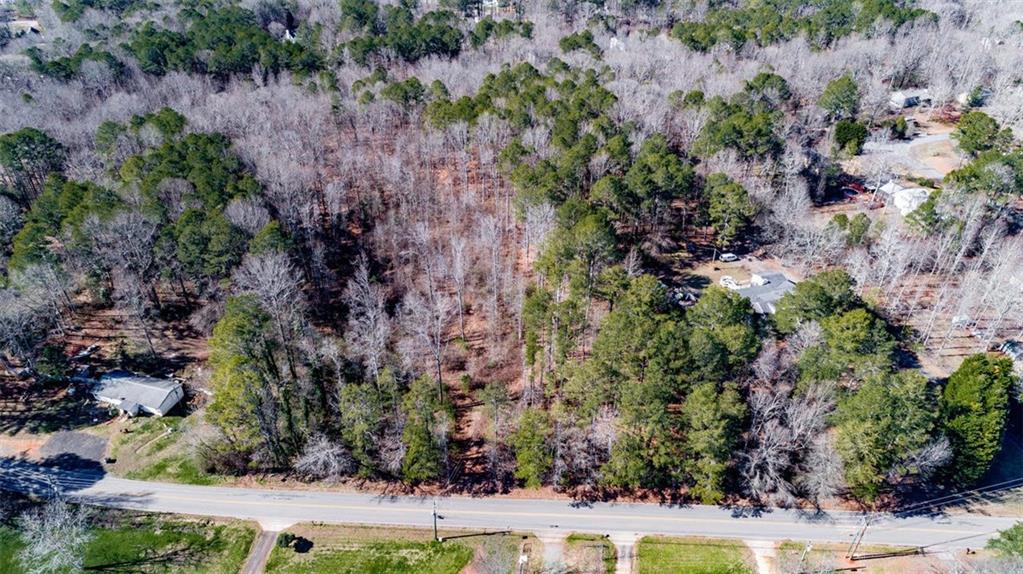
0,434,45,459
777,541,954,573
908,138,965,177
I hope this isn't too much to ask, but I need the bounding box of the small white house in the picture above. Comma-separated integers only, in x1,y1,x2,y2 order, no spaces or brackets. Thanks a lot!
738,272,796,314
878,180,932,216
889,89,932,110
91,371,184,417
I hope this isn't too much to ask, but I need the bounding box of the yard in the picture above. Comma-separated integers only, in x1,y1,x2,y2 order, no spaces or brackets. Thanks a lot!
108,414,222,485
0,514,256,574
265,524,542,574
635,536,755,574
564,533,616,574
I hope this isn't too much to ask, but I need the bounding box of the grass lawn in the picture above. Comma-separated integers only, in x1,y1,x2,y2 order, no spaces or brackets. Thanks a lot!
565,533,616,574
636,536,755,574
110,415,223,485
125,453,221,485
0,515,255,574
0,527,25,573
265,524,537,574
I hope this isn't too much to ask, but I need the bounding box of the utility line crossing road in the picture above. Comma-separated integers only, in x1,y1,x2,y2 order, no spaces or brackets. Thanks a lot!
0,459,1017,549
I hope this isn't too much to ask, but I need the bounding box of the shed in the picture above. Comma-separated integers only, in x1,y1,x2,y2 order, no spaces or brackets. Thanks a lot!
737,272,796,314
91,371,184,417
889,89,932,109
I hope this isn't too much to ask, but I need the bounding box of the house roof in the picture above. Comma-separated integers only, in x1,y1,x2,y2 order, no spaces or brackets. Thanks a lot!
892,188,931,215
737,272,796,314
92,371,181,412
889,89,931,105
1002,341,1023,362
878,180,931,215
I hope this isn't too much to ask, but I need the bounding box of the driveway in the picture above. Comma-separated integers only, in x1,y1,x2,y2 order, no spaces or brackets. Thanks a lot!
862,132,959,181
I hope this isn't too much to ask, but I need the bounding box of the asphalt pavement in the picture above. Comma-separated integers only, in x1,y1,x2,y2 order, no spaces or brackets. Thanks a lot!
0,458,1017,550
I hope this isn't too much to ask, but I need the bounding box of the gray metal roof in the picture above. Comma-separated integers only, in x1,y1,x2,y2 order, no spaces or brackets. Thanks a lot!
92,371,181,411
737,273,796,314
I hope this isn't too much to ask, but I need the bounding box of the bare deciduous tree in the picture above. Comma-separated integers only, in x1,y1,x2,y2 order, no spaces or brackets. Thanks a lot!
224,196,272,234
399,288,454,399
17,499,91,574
294,434,355,480
448,235,469,341
344,255,391,383
797,435,844,509
234,251,306,375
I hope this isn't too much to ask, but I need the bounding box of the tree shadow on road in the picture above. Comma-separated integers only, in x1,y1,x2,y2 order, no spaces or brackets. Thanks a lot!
0,453,105,497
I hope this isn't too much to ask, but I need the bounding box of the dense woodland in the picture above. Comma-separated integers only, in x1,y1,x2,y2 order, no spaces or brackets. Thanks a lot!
1,0,1023,516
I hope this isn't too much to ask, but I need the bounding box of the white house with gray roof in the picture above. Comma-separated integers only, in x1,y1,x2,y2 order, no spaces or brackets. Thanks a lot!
737,272,796,315
91,371,184,417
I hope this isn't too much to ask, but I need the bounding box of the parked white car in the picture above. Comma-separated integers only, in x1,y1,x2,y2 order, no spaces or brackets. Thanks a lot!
719,253,739,262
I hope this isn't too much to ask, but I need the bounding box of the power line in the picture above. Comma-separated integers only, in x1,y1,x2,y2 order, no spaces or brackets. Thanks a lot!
893,475,1023,518
842,476,1023,561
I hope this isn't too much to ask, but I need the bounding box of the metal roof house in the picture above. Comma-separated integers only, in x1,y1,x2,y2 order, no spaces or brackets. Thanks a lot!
737,272,796,315
878,180,932,216
91,371,184,417
889,89,932,109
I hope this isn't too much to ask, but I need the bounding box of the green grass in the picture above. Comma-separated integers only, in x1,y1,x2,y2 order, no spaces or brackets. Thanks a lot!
111,415,223,486
636,536,754,574
265,539,474,574
125,453,221,485
0,527,25,573
110,417,183,460
0,517,255,574
566,533,616,574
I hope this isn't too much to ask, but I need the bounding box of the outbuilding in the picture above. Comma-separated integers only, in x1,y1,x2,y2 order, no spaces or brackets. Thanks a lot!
91,371,184,417
889,89,932,110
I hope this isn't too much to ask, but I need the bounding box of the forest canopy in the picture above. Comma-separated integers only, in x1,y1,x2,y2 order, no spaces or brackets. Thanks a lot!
1,0,1021,529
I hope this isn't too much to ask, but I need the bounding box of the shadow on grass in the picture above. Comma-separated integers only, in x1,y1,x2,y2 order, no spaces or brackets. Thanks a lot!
84,547,201,572
82,521,237,573
440,530,511,542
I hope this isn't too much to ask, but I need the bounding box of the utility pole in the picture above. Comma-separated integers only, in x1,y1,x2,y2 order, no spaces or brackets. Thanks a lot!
798,541,813,570
846,516,870,560
433,498,439,542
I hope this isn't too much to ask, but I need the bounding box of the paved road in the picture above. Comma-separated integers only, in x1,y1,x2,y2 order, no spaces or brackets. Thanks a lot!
0,459,1017,550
